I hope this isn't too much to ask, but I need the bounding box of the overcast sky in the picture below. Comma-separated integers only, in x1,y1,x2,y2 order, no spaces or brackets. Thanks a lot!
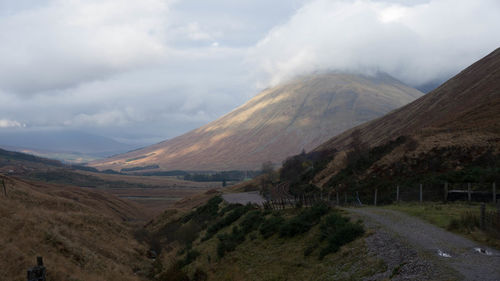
0,0,499,146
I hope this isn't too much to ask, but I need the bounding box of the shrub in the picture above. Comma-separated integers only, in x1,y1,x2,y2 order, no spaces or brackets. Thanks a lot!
260,215,285,239
203,204,250,241
317,213,364,259
216,226,246,258
279,203,329,237
177,221,203,245
218,203,242,216
182,196,222,224
319,213,348,241
239,210,264,234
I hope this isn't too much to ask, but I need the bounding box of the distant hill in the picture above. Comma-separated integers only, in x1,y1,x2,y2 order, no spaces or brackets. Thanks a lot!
90,73,423,171
311,47,500,187
0,129,136,162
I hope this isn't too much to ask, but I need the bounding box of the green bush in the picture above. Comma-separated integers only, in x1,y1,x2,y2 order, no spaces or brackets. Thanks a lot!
182,196,222,224
216,226,246,258
260,215,285,238
319,213,348,240
280,203,329,237
203,204,250,241
239,210,264,234
317,213,364,259
218,203,242,216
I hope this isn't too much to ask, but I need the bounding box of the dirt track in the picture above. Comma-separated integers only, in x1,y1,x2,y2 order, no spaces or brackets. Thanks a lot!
222,191,266,206
348,207,500,281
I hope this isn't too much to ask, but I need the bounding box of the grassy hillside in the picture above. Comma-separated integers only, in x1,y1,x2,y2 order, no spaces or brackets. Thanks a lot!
250,48,500,206
311,48,500,189
0,174,151,281
140,195,386,281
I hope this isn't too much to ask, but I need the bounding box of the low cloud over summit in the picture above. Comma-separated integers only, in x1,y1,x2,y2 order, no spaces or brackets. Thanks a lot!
0,0,498,144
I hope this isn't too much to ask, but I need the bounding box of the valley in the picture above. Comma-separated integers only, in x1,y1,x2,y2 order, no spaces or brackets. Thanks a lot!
0,3,498,278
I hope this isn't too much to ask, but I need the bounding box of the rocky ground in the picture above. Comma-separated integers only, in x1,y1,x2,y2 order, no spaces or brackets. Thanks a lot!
348,207,500,281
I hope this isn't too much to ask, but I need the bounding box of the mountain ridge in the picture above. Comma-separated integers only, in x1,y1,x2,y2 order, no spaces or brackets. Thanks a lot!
312,47,500,186
90,73,423,171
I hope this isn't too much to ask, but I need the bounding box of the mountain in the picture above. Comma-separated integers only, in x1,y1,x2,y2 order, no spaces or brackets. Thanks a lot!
312,47,500,186
0,129,136,162
90,73,423,171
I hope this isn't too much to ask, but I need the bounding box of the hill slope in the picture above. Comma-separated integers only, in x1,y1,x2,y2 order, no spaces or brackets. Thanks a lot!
91,73,423,171
312,47,500,186
0,174,149,280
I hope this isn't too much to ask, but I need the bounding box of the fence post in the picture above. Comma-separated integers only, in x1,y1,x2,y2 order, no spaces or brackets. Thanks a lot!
480,203,485,230
493,182,496,204
444,182,448,202
497,202,500,228
344,192,347,205
396,185,399,203
27,256,46,281
468,183,472,202
1,179,6,197
336,192,339,205
419,184,423,203
374,189,378,206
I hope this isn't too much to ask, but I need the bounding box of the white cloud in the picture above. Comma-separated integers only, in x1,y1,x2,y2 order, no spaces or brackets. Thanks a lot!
0,119,25,128
0,0,174,94
0,0,499,146
247,0,500,87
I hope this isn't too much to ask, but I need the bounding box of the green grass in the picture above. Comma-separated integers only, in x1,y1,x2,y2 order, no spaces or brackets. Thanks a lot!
156,197,385,281
188,212,384,281
384,202,500,249
177,206,381,280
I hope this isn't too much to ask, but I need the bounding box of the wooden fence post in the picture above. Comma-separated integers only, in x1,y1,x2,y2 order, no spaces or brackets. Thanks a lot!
344,192,347,205
480,203,485,230
374,189,378,206
27,256,46,281
1,179,6,197
336,192,340,205
396,185,399,202
444,182,448,202
493,182,496,204
419,184,423,203
468,183,472,202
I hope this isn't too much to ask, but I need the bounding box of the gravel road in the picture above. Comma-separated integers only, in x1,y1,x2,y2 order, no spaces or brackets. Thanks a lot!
347,207,500,281
222,191,266,206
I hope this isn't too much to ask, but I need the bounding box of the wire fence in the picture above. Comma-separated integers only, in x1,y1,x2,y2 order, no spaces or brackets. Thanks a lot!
366,182,499,205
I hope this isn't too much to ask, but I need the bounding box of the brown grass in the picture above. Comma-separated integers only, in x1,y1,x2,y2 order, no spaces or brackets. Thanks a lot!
0,175,150,281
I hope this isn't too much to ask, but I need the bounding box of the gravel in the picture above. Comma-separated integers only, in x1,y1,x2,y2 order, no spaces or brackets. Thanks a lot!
222,191,266,206
347,207,500,281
